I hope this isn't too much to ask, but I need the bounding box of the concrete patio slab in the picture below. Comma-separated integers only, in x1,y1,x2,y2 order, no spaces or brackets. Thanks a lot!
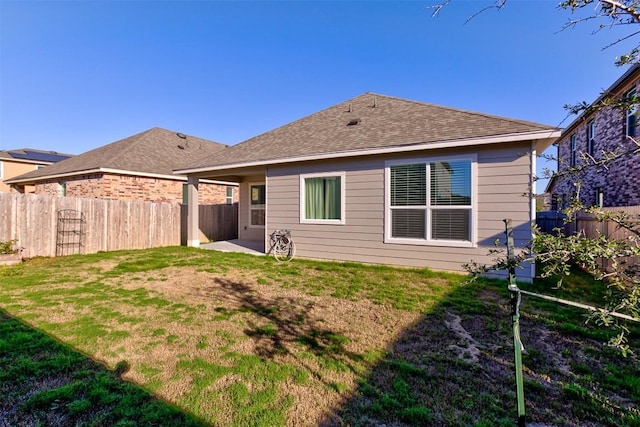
200,239,265,256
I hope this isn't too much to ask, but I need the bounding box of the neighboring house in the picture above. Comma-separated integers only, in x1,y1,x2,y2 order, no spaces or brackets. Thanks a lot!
535,192,552,211
0,148,73,193
6,127,238,205
176,93,560,278
546,64,640,210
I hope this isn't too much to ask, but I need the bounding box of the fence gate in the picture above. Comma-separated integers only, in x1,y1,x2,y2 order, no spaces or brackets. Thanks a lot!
56,209,85,256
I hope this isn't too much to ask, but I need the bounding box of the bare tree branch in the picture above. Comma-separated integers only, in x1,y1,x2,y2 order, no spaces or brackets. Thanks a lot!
428,0,451,18
599,0,640,23
464,0,507,24
602,28,640,49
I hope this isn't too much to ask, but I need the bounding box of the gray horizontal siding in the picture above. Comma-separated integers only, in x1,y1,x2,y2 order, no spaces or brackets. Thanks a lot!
476,143,532,249
479,184,529,195
264,142,534,276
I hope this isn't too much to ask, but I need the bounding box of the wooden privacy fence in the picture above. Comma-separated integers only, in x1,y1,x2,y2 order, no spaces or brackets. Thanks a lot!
536,211,568,235
537,206,640,270
180,203,238,243
0,193,238,258
537,206,640,237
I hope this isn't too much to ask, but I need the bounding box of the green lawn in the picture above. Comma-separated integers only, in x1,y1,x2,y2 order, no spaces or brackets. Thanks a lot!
0,246,638,426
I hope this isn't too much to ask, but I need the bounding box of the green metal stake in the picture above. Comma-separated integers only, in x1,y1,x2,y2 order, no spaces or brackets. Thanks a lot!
504,219,526,427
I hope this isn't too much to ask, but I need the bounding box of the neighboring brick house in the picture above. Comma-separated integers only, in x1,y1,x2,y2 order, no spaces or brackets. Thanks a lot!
0,148,73,193
6,127,238,205
547,64,640,209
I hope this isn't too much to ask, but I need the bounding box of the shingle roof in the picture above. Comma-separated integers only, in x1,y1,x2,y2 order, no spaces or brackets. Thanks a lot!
183,92,558,171
0,148,73,163
7,127,226,183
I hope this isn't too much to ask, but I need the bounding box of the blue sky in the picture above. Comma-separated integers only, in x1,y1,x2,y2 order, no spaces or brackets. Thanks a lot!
1,1,637,192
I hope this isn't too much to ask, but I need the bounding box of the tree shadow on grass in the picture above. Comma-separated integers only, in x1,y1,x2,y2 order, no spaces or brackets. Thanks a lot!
315,280,640,427
0,308,208,427
211,277,365,381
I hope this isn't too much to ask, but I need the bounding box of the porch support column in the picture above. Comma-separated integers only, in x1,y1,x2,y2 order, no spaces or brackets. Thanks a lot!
187,176,200,247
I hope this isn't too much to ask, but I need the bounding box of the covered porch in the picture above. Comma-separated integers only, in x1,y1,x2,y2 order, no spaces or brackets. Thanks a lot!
182,165,267,252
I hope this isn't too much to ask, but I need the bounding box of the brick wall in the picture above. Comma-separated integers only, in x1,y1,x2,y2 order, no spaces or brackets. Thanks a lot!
550,79,640,208
34,173,239,205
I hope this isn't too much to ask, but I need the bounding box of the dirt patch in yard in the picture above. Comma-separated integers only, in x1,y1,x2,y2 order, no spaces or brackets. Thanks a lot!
76,266,422,425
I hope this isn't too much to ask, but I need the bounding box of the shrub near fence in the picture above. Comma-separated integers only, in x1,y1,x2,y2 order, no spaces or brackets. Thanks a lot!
0,193,237,258
537,206,640,270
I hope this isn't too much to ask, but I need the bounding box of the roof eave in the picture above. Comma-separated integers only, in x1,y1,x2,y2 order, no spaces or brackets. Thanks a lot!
175,129,561,176
544,174,557,194
0,157,55,166
5,167,239,186
561,64,640,137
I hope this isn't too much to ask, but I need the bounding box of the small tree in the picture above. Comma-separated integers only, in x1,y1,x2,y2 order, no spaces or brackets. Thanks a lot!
465,198,640,353
433,0,640,352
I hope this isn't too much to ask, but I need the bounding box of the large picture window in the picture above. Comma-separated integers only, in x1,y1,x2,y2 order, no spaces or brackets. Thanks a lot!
249,183,265,227
300,172,345,224
386,157,474,245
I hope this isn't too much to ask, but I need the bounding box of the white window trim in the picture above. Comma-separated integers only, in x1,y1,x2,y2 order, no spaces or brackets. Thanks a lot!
384,154,477,248
248,182,266,229
299,171,346,225
587,120,595,155
226,187,234,205
626,88,638,137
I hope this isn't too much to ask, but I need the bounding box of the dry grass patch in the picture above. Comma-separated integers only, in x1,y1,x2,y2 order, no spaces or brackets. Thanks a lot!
1,258,423,425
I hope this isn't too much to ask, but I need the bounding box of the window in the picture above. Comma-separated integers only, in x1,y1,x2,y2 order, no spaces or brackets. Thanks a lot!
226,187,234,205
587,120,596,156
626,88,638,137
570,134,577,167
386,156,474,246
249,183,265,227
558,195,567,211
595,188,604,208
300,172,345,224
59,181,67,197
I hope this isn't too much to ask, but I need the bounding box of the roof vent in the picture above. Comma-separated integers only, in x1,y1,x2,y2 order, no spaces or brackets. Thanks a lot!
177,145,185,150
176,132,187,139
347,118,361,126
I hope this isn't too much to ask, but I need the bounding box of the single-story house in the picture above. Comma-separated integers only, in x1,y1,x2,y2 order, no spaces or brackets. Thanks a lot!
1,148,73,193
176,93,560,278
6,127,238,205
